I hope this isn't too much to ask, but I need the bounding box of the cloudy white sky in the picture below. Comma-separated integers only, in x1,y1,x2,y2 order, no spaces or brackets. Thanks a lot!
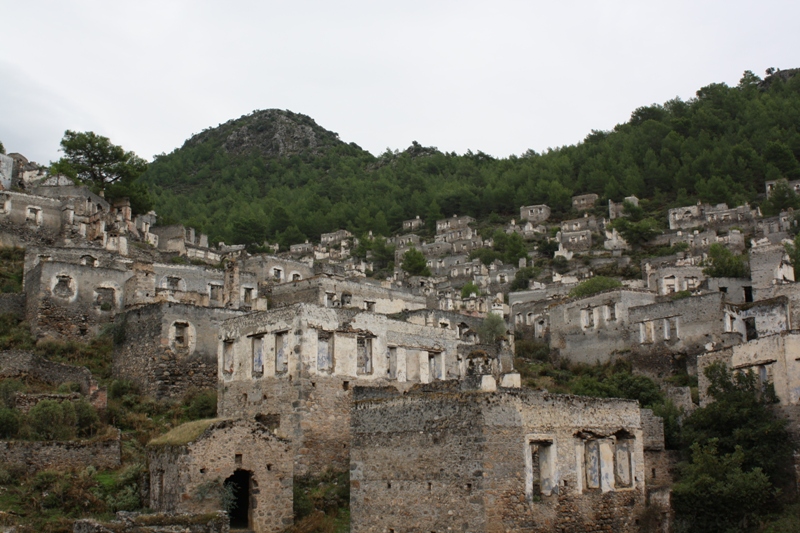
1,1,797,165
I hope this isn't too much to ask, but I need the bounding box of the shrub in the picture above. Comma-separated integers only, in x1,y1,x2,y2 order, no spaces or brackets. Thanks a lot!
74,400,100,438
460,282,480,298
183,389,217,420
568,276,622,298
28,400,77,440
0,408,20,438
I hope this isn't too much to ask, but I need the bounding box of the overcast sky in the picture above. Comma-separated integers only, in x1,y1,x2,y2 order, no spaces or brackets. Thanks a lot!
1,1,798,165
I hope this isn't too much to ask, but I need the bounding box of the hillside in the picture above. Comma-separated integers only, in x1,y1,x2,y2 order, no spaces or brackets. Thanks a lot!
141,69,800,247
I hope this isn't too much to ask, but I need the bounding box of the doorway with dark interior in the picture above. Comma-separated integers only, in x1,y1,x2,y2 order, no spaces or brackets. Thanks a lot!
224,469,251,530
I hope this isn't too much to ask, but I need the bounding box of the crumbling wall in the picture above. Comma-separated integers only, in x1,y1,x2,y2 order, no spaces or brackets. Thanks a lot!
74,512,229,533
218,305,460,474
351,387,649,533
25,260,132,339
0,350,93,393
549,289,657,364
0,431,120,473
147,419,292,533
114,303,244,399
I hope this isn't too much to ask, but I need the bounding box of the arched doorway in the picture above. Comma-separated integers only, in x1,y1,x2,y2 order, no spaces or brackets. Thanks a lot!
224,469,251,530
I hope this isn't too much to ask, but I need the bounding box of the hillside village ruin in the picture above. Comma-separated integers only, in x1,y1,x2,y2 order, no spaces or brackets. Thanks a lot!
2,150,800,532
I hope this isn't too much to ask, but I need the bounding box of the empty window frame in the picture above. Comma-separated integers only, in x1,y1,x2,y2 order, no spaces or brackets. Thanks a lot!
275,331,289,374
174,322,188,347
243,287,253,305
526,436,556,499
209,284,222,301
386,346,398,379
581,307,595,329
357,336,373,375
251,335,264,377
222,340,234,375
317,332,333,373
428,351,443,381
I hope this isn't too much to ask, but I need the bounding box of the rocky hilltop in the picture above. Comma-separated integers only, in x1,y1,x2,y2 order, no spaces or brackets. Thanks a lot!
184,109,354,158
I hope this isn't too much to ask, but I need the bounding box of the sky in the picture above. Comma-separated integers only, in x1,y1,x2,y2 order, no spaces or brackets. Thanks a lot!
1,1,798,165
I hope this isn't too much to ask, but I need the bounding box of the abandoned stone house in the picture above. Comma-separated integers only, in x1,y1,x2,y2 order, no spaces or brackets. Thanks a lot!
558,229,593,252
114,302,247,398
548,289,658,364
698,331,800,408
436,214,475,234
643,263,705,296
572,193,598,211
147,418,293,533
608,195,639,220
215,304,476,474
667,202,759,231
268,275,426,314
402,215,424,232
520,204,551,224
766,178,800,196
320,229,353,246
351,384,668,533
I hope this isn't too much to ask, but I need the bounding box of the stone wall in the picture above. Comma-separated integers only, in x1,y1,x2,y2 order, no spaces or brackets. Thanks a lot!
269,276,426,314
549,289,657,364
217,305,461,474
74,512,230,533
147,418,292,533
25,260,132,339
113,303,245,399
0,350,93,393
0,431,120,473
351,386,651,533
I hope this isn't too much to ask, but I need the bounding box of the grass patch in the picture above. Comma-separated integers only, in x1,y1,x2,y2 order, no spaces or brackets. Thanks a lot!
147,418,222,447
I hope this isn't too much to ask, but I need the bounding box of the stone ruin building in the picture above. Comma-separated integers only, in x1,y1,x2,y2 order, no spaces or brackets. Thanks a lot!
9,156,800,531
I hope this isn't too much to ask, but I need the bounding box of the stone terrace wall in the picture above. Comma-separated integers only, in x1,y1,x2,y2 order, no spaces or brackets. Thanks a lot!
0,432,120,473
0,350,93,393
74,512,230,533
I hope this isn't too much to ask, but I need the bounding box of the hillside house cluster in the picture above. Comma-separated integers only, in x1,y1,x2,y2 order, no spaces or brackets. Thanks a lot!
6,149,800,532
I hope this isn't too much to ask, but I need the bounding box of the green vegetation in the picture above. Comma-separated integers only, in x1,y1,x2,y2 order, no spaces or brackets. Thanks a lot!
568,276,622,298
460,281,480,298
291,470,350,533
400,247,430,276
148,418,221,447
50,130,151,214
477,313,506,344
784,232,800,279
703,243,750,278
142,72,800,249
0,247,25,293
673,363,793,532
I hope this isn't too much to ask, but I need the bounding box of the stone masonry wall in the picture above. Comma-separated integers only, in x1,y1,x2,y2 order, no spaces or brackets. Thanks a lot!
351,387,648,533
148,419,293,533
0,350,93,393
114,303,244,399
74,512,230,533
0,432,121,473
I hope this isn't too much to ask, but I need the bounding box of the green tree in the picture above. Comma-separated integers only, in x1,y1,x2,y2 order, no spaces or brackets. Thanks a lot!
763,179,800,215
703,243,749,278
461,282,480,298
0,140,5,154
477,313,506,344
52,130,151,213
672,441,772,533
612,218,660,248
28,399,77,440
401,248,431,276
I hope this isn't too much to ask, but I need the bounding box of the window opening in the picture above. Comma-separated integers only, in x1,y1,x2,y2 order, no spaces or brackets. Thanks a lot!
275,331,288,374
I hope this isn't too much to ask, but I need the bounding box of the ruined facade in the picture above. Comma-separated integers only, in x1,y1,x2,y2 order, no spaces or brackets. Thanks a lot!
351,385,664,533
147,418,293,533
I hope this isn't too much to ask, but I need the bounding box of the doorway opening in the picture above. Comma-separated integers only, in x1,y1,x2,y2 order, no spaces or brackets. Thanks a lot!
224,469,251,529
